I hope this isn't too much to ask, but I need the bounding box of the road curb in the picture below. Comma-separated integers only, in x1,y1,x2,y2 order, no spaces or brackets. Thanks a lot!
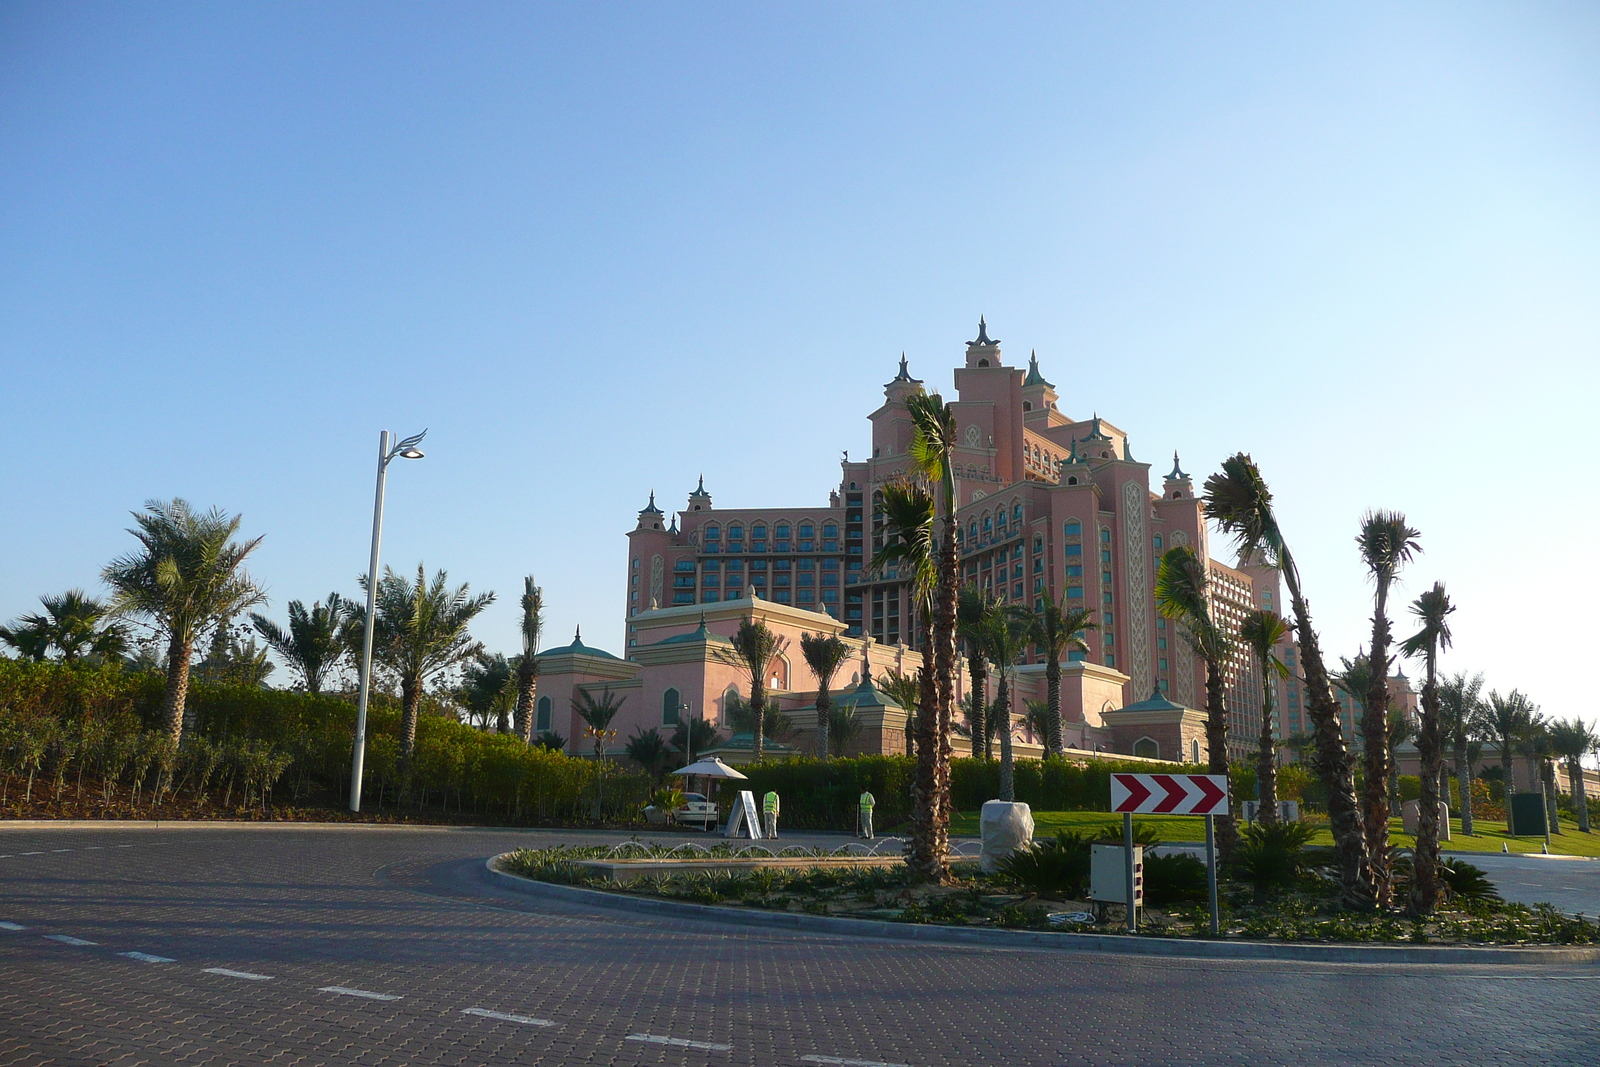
482,855,1600,965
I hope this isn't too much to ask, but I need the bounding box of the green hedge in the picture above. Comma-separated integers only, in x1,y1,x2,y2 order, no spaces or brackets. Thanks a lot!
0,659,649,822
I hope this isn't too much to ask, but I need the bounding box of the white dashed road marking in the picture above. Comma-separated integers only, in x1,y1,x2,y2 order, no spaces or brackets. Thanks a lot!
803,1057,912,1067
51,848,72,853
18,852,43,856
460,1008,555,1026
0,922,26,931
43,935,97,946
203,968,274,980
119,951,175,964
625,1034,732,1052
319,986,401,1001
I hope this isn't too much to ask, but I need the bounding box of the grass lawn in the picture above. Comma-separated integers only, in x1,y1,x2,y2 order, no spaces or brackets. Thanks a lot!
949,809,1600,858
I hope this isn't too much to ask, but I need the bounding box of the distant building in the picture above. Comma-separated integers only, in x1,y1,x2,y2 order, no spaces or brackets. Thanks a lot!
546,323,1297,763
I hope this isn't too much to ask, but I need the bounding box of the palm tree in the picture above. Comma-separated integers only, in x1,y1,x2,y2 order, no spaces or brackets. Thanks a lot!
624,727,673,783
1549,718,1599,833
249,594,346,694
103,499,266,745
957,586,999,759
1026,597,1096,759
513,577,544,743
800,631,850,760
1355,510,1421,907
983,606,1032,802
574,687,626,818
1240,609,1291,828
1439,671,1485,835
718,619,786,761
670,717,723,761
1483,689,1538,805
1398,580,1453,914
876,668,923,757
2,591,129,663
1155,544,1236,857
872,473,947,879
354,564,494,768
1203,455,1369,904
461,652,516,732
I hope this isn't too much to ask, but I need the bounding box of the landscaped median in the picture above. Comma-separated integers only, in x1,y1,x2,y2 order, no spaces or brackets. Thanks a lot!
487,838,1600,962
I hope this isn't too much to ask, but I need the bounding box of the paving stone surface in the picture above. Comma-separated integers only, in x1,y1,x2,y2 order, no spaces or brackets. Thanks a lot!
0,826,1596,1066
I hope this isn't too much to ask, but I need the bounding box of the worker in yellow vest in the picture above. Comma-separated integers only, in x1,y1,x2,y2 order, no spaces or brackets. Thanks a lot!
858,789,875,839
762,790,780,839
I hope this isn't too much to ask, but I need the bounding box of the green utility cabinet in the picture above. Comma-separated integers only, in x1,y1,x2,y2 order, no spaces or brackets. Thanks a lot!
1509,792,1548,836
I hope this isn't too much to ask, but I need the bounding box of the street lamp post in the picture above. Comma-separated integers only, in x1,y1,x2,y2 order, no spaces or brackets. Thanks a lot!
349,428,427,813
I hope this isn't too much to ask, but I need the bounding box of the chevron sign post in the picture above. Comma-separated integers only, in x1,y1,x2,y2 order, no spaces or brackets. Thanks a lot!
1110,773,1230,815
1109,773,1230,936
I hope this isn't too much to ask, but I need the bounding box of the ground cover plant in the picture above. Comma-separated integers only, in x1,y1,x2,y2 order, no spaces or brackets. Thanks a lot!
498,836,1600,946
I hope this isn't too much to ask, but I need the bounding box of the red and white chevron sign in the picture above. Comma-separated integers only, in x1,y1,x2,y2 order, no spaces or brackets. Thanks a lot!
1110,773,1230,815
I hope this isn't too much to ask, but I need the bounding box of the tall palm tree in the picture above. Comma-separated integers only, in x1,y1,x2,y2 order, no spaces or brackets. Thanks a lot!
1240,609,1291,828
1204,456,1369,904
800,631,850,761
355,564,494,768
983,605,1032,802
905,391,962,880
1439,671,1485,835
957,586,999,759
872,474,946,879
1026,596,1096,759
1549,718,1599,833
103,499,266,745
624,727,674,783
2,591,129,664
1483,689,1537,804
249,594,346,694
1155,544,1237,857
718,619,786,761
1398,580,1453,914
1355,510,1422,907
513,577,544,743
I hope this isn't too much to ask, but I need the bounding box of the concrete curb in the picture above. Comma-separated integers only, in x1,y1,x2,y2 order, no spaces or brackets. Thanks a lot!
483,855,1600,965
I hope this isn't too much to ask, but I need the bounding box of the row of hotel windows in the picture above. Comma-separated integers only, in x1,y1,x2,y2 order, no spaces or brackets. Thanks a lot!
701,522,840,553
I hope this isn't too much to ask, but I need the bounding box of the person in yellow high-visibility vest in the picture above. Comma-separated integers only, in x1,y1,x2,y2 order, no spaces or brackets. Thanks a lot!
762,790,780,839
858,789,875,839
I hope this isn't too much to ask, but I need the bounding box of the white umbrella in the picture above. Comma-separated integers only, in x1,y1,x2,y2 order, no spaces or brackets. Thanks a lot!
670,757,748,780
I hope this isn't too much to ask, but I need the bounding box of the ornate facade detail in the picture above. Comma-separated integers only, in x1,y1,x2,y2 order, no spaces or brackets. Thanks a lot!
649,554,664,608
1121,479,1153,694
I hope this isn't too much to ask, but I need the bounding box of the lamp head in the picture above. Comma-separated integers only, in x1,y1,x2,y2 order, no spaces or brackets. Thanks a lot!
391,429,428,462
398,447,425,460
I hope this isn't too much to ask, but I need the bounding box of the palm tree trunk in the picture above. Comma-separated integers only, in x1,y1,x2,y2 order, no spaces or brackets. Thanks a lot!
751,676,766,761
996,672,1014,802
1568,758,1590,833
1500,746,1514,808
1363,595,1394,907
399,673,421,773
514,657,537,743
1202,656,1237,860
1045,654,1063,759
1256,679,1278,827
1280,553,1370,905
1542,760,1561,834
967,654,987,758
1412,667,1443,914
909,663,942,878
1455,737,1475,835
160,634,194,746
910,486,959,884
816,685,832,761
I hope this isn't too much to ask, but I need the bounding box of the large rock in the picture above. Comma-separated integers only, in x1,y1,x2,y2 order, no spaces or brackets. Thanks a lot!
979,800,1034,872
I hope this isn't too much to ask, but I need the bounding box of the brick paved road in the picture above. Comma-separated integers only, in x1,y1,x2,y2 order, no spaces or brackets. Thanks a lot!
1,826,1597,1067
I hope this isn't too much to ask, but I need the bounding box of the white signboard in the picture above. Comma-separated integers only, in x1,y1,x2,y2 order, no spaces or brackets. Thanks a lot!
724,790,763,839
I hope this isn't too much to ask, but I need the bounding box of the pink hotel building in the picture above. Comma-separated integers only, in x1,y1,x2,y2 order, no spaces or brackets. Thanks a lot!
534,323,1299,763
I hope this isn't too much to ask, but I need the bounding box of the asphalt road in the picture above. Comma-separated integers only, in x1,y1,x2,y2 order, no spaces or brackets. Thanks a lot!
1,825,1598,1067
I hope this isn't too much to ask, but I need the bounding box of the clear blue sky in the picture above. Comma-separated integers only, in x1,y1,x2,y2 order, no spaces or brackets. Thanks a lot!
3,3,1596,724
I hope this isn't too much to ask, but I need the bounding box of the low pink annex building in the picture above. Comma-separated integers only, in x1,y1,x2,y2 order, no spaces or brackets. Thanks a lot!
537,322,1299,764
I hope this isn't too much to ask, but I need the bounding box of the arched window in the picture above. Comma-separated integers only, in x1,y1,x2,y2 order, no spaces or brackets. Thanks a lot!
775,523,790,539
978,358,990,368
729,524,744,542
799,522,814,538
704,525,720,541
996,509,1008,531
969,521,978,540
823,523,839,539
1012,503,1023,525
663,688,681,725
1067,476,1079,485
1134,737,1159,760
1064,521,1081,536
1192,739,1201,763
536,696,552,733
982,514,993,533
752,523,767,540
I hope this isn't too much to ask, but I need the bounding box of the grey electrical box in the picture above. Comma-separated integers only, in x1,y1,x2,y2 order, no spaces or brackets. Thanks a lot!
1089,843,1143,904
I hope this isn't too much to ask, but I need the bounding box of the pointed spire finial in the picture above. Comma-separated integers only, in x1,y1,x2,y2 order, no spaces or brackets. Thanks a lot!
1166,451,1189,480
969,316,998,346
697,474,704,492
574,625,582,644
1023,348,1053,387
